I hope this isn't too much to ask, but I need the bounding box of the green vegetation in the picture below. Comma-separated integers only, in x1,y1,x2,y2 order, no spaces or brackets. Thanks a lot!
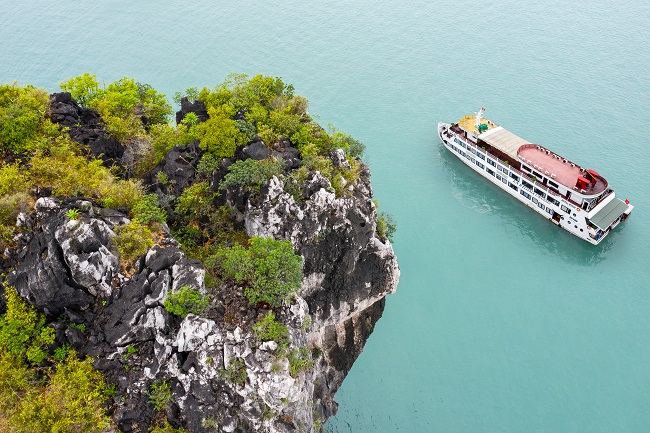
253,312,289,347
219,158,283,192
218,236,303,307
65,208,80,220
163,285,209,317
112,220,154,264
0,73,387,430
133,193,166,225
175,181,217,222
150,420,191,433
218,357,247,387
0,288,112,432
288,346,315,378
376,211,397,243
0,83,59,156
148,379,172,411
60,73,172,142
196,73,364,194
0,287,55,365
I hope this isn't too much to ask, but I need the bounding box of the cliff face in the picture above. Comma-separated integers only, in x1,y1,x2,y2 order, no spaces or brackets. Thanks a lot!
3,94,399,433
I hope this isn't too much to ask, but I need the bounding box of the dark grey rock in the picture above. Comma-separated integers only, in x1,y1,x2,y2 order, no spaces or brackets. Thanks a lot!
176,97,208,125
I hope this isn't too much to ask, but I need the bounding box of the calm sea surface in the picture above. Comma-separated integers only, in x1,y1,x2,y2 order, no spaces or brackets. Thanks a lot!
2,1,650,431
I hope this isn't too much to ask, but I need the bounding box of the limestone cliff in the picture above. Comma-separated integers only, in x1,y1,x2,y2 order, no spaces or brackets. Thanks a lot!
3,93,399,432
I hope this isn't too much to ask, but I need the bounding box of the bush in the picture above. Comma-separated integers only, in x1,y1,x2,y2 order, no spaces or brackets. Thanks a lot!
219,236,302,307
175,182,216,221
8,352,111,432
376,211,397,242
148,379,171,412
288,346,314,378
133,193,166,225
0,83,58,156
219,158,283,192
252,313,289,347
194,107,248,159
0,287,55,366
29,139,113,197
99,178,144,210
0,290,112,432
113,220,154,263
218,357,247,387
195,153,221,179
163,285,209,318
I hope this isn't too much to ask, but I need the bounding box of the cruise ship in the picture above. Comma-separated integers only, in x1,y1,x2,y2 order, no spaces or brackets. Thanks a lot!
438,109,633,244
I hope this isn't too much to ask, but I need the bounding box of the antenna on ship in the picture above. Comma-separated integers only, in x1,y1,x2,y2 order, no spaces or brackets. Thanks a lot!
475,107,486,132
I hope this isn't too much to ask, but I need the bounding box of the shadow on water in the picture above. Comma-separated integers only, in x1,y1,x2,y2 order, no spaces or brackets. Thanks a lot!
436,144,615,266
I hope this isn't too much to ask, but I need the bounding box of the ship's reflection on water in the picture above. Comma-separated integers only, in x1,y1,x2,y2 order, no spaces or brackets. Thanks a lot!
437,145,617,266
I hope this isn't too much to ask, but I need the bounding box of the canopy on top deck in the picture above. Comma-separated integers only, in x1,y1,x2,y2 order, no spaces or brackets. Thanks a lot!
590,198,628,230
478,127,528,161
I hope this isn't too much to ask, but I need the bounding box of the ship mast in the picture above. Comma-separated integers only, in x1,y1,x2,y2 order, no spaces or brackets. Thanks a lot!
475,107,485,130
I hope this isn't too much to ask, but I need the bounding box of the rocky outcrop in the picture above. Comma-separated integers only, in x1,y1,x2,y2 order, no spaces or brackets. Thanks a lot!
2,94,399,432
49,92,124,166
176,97,209,125
243,165,399,418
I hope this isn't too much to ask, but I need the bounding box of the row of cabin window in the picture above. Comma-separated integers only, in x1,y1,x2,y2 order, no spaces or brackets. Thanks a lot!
452,144,563,209
521,164,560,189
520,189,556,214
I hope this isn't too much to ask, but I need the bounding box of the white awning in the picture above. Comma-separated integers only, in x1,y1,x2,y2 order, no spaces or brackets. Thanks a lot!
478,127,529,161
590,198,628,229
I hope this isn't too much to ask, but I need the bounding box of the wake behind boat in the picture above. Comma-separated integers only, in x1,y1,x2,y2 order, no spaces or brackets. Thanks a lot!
438,109,633,244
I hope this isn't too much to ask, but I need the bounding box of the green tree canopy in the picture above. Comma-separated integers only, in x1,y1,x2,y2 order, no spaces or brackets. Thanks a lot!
219,236,303,307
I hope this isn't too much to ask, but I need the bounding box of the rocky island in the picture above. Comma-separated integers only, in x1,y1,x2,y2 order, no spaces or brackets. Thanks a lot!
0,74,399,432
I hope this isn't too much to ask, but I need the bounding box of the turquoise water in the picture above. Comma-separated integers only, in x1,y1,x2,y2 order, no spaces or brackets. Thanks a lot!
2,1,650,432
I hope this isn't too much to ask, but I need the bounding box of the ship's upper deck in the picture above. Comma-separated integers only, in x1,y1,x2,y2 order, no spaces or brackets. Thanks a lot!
456,113,608,195
517,145,608,194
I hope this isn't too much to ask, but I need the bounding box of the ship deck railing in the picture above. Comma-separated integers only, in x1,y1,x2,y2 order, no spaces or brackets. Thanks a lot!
461,136,584,207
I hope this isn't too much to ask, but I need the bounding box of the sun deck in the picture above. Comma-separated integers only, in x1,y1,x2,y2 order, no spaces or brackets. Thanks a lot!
458,114,499,137
517,145,608,194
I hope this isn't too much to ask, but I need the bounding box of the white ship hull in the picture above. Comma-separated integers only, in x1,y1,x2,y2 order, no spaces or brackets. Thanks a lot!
438,122,633,245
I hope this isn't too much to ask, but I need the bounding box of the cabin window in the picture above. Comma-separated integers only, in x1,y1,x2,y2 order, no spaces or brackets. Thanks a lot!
496,174,502,181
460,151,466,157
546,206,552,213
487,168,495,176
549,180,559,188
521,180,533,190
538,202,545,210
464,152,471,160
468,147,476,154
487,159,496,167
509,172,519,182
534,188,546,198
560,204,571,214
532,197,538,204
476,161,485,169
477,153,485,160
508,182,518,191
548,197,559,206
520,190,531,199
533,171,543,179
470,156,475,163
501,177,508,185
522,165,531,172
497,165,503,172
